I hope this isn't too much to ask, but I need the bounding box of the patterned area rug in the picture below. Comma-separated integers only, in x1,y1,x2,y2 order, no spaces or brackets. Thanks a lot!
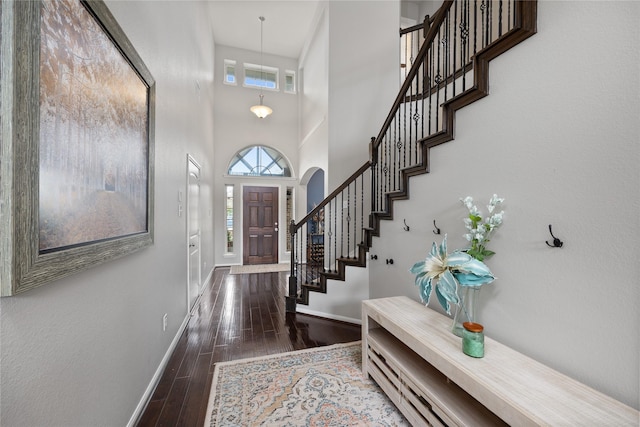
229,263,290,274
204,342,408,426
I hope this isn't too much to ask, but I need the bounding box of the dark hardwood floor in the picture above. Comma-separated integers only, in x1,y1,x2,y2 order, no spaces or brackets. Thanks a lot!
136,267,362,426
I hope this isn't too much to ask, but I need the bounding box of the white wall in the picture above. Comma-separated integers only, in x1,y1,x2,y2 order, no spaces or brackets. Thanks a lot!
294,2,400,321
212,44,299,267
299,6,330,201
369,0,640,410
0,1,216,425
327,1,401,188
299,261,370,324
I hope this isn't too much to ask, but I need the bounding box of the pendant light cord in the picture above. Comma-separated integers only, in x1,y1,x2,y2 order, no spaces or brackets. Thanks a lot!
259,16,265,99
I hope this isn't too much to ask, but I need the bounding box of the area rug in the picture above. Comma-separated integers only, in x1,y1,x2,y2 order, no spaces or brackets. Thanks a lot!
204,342,408,426
229,263,290,274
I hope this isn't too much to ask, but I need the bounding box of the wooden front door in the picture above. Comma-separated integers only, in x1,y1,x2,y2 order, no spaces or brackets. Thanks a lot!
243,186,278,265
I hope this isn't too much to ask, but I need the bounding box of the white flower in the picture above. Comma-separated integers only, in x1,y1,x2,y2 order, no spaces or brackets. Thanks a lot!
461,196,474,209
489,211,504,226
460,194,505,261
489,194,504,206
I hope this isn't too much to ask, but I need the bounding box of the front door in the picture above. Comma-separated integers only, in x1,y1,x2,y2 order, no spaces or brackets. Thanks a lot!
243,186,278,265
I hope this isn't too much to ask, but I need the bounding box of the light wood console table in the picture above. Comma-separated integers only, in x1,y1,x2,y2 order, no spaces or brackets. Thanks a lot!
362,296,639,426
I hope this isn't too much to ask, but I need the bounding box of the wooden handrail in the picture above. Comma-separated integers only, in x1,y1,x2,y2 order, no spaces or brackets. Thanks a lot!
373,0,454,150
399,13,435,36
291,160,371,233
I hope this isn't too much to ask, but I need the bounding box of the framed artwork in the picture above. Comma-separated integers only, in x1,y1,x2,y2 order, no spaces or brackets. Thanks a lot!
0,0,155,296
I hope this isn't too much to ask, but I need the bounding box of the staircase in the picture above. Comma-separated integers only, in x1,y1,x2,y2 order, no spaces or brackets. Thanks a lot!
286,0,537,312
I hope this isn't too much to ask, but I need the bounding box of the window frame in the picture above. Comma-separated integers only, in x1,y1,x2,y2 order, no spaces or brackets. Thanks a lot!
227,145,292,178
243,63,279,91
223,59,237,86
284,69,296,94
225,184,234,254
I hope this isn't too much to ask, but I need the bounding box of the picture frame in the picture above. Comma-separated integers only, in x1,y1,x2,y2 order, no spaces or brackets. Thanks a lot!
0,0,155,296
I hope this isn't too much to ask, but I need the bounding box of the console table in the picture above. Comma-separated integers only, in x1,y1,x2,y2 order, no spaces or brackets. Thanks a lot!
362,296,639,426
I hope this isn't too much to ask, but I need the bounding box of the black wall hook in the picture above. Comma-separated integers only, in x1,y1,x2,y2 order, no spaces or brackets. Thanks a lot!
386,258,394,265
546,224,563,248
433,220,441,235
403,219,410,231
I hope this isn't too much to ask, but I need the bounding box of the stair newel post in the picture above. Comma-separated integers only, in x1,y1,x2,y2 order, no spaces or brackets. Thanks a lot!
286,219,298,312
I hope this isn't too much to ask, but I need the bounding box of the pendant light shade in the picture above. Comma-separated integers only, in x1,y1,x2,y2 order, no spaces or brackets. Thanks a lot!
250,16,272,118
250,94,273,119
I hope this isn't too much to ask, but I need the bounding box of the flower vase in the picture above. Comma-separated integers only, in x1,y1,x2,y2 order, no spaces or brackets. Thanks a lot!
451,286,480,337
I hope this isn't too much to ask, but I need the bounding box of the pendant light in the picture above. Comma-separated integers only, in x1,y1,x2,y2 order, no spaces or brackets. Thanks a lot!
250,16,273,118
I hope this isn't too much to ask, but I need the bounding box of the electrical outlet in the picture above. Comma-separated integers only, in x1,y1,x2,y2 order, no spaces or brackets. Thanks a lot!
162,313,168,331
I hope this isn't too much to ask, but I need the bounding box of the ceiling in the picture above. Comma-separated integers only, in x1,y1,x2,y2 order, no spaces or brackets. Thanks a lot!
207,1,321,59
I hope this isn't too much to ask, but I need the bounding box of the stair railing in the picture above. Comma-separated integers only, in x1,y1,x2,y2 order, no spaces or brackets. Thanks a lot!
287,160,371,310
287,0,536,312
373,0,528,215
399,14,432,85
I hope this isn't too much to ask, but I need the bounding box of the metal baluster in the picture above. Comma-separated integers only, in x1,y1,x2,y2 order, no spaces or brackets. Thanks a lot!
453,0,458,98
406,81,410,169
371,150,376,213
333,198,337,272
481,0,486,49
435,31,441,133
301,225,305,288
386,125,390,199
474,0,478,56
346,184,351,258
428,40,434,136
420,58,425,145
360,172,364,244
326,203,331,272
353,180,357,255
461,0,468,92
336,191,344,258
292,228,298,293
394,105,398,192
498,0,503,37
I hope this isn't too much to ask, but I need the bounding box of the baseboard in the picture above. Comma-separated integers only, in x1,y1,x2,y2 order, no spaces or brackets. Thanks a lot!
295,306,362,325
126,311,190,427
126,269,214,427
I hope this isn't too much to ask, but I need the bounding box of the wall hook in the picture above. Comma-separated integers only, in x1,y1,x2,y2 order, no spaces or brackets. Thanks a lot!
546,224,563,248
433,220,441,235
370,254,378,260
403,219,410,231
386,258,394,265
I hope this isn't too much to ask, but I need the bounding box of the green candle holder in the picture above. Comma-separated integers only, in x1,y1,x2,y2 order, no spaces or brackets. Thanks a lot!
462,322,484,358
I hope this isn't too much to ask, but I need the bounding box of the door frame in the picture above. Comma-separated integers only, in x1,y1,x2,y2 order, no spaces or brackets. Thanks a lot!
186,154,202,311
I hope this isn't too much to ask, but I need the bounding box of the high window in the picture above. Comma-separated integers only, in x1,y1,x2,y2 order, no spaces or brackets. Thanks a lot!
224,60,236,85
227,145,291,177
244,63,278,90
284,70,296,93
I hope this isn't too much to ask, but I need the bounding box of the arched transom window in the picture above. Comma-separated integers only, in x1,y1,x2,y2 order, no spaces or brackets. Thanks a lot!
227,145,291,177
